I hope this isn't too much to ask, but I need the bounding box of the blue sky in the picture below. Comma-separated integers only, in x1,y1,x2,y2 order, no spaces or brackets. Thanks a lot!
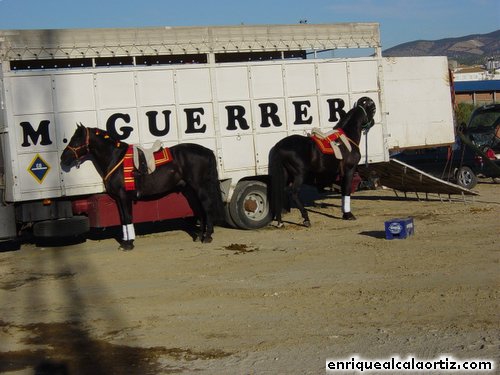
0,0,498,49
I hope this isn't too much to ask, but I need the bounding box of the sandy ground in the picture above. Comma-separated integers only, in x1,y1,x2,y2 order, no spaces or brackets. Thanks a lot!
0,180,498,375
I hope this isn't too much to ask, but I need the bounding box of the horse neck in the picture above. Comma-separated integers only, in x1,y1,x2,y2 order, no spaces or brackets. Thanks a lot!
88,132,127,178
341,109,364,145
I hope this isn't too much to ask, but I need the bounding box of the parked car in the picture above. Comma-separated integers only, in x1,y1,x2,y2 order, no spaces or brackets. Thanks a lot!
391,142,481,189
391,104,500,189
460,103,500,155
460,103,500,183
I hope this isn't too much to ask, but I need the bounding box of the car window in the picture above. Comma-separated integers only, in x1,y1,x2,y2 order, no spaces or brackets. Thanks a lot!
465,107,500,152
468,110,500,130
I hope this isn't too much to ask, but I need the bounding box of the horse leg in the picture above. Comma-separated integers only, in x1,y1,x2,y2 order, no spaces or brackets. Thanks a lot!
193,187,215,243
341,168,356,221
116,197,135,250
182,186,206,242
289,178,311,227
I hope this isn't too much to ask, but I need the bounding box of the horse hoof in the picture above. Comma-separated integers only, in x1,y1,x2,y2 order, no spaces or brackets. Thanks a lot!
120,240,135,251
342,212,357,221
202,236,213,244
303,220,311,227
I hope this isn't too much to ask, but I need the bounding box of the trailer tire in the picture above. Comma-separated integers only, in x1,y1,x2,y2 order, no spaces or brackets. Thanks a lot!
33,216,90,238
223,203,238,228
228,180,272,230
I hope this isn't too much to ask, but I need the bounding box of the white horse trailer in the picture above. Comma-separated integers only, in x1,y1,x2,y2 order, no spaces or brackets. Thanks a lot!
0,23,455,241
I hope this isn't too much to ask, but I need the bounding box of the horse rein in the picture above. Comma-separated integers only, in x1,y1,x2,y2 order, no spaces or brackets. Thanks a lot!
339,104,370,151
357,103,371,166
103,157,125,182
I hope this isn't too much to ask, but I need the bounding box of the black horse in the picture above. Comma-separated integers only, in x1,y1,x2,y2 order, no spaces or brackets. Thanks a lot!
269,97,376,227
60,124,224,250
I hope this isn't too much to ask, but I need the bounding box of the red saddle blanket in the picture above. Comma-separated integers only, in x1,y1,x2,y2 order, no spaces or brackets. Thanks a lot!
310,129,346,155
124,145,173,191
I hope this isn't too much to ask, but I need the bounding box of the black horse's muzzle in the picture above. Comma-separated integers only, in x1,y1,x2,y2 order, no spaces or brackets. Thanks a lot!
61,124,91,169
60,145,87,169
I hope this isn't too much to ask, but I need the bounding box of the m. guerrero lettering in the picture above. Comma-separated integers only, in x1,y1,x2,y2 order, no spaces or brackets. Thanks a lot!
18,98,347,147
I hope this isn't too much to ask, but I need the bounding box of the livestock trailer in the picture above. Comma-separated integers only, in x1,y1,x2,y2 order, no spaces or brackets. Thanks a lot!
0,23,455,241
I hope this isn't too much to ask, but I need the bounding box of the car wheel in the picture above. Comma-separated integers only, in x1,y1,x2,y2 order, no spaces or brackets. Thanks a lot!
456,166,478,189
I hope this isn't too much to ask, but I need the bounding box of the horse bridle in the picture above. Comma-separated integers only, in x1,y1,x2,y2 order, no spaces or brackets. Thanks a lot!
66,127,90,167
357,104,373,133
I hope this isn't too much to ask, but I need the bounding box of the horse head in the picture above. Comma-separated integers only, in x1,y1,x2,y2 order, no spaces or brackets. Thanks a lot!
60,123,90,169
356,97,376,133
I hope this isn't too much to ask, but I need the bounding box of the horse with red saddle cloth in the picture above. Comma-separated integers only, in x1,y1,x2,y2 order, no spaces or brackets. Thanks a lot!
268,97,376,227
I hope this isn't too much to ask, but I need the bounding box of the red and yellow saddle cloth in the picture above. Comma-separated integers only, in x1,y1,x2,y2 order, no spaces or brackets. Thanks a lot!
123,145,173,191
310,129,347,155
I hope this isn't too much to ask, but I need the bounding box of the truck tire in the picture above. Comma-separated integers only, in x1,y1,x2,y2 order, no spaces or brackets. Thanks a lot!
223,203,238,228
456,166,478,189
33,216,90,238
228,180,272,230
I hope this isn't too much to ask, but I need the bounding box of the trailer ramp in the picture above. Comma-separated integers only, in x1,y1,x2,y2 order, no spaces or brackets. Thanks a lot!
358,159,479,196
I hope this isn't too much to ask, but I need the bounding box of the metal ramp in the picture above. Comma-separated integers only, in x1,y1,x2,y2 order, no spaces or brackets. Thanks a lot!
358,159,479,197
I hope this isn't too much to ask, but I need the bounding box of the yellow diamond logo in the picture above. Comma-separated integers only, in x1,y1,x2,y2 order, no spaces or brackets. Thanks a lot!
28,154,51,184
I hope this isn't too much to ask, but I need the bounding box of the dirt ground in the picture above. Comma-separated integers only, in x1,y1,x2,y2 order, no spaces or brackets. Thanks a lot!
0,180,498,375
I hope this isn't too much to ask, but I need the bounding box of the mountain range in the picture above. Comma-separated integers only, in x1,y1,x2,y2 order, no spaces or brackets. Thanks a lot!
382,29,500,66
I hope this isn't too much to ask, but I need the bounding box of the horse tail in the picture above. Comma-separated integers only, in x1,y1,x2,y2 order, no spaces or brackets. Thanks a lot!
206,151,225,225
269,146,286,221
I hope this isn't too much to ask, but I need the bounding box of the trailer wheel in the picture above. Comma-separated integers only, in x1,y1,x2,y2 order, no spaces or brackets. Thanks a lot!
228,181,272,230
223,203,238,228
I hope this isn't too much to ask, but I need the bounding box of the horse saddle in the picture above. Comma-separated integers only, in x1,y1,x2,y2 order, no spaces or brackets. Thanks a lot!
123,142,174,192
132,140,163,174
310,128,352,159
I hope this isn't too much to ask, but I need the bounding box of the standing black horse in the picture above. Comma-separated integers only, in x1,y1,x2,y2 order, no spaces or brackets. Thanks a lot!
269,97,376,227
60,124,224,250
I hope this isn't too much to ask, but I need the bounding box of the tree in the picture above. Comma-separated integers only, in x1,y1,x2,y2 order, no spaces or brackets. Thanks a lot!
455,102,476,130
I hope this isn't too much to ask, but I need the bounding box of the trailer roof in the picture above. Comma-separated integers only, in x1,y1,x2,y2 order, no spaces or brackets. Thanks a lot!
0,23,380,61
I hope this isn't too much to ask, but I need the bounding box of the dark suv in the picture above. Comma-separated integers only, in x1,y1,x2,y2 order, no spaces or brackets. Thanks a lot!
391,141,482,189
391,104,500,189
460,103,500,182
460,104,500,155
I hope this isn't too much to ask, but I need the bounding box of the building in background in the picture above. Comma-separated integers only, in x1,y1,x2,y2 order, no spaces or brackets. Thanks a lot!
453,59,500,105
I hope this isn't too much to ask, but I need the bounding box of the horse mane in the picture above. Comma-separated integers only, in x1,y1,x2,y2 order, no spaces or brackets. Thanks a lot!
86,126,129,148
333,106,359,130
333,97,375,132
334,111,352,129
